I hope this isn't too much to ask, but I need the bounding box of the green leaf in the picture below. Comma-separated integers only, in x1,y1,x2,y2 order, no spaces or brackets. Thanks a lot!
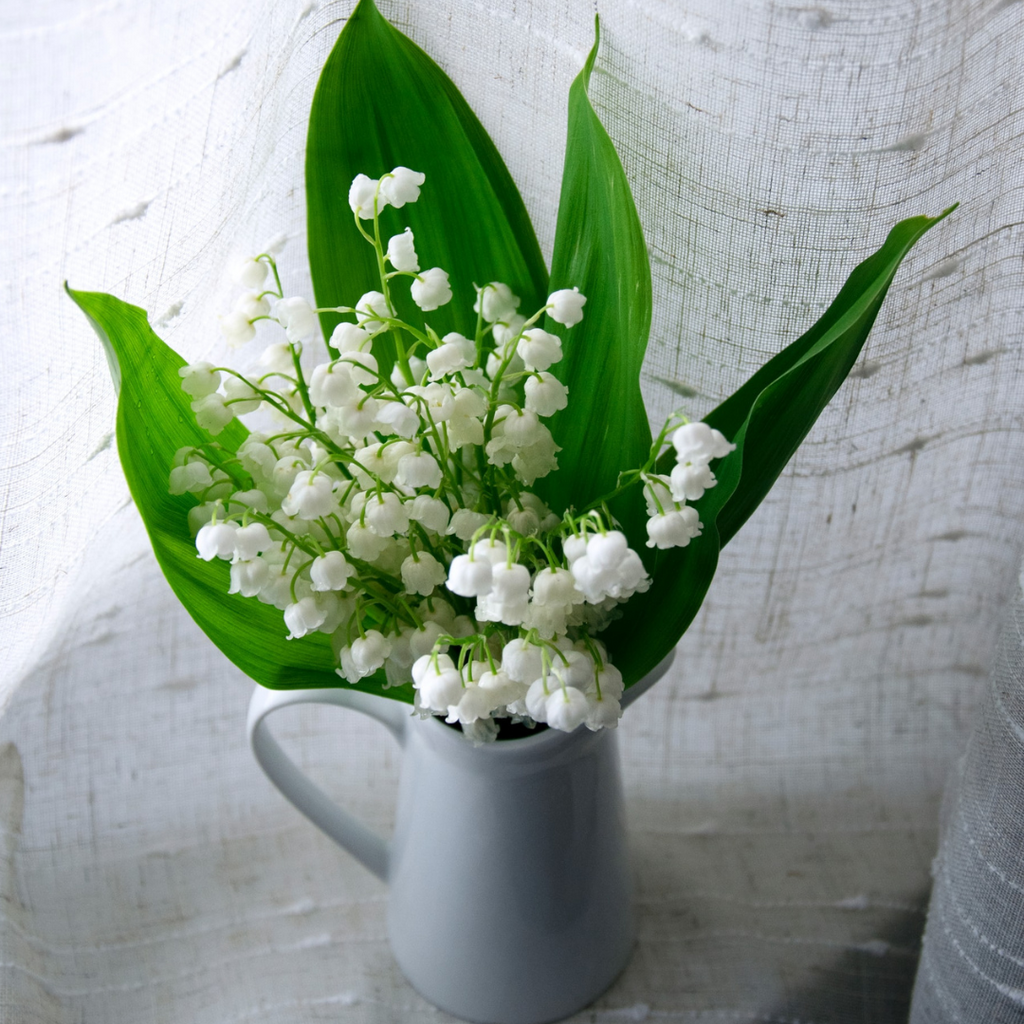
603,207,956,685
541,18,653,550
306,0,548,370
66,287,399,697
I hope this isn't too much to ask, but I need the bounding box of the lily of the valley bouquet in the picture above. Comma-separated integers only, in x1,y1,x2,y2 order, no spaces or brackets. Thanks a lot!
70,0,951,741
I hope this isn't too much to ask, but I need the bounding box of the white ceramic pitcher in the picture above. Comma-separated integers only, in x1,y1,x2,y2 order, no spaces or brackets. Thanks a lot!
247,651,674,1024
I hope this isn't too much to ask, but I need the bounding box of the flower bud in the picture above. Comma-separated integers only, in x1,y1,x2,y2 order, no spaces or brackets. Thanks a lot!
387,228,419,272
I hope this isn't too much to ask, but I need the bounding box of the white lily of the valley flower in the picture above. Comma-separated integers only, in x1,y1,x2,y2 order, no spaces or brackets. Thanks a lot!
234,522,272,561
229,558,269,598
375,398,420,438
196,521,238,561
219,309,256,346
310,550,355,591
411,267,452,311
517,328,562,371
348,174,384,219
381,166,425,207
223,375,261,414
524,372,568,416
447,553,493,597
309,362,361,407
396,450,442,490
232,256,268,290
387,228,419,272
284,596,328,639
669,460,716,502
546,287,586,327
408,495,450,533
330,322,372,353
275,296,318,342
646,507,702,549
281,471,335,519
426,332,475,380
191,393,234,434
474,282,520,323
179,362,221,397
355,291,390,332
546,685,590,732
671,421,736,462
401,552,447,596
169,461,213,495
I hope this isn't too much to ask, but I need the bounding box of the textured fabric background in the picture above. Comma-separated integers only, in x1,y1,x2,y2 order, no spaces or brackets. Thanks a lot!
1,0,1023,1020
911,579,1024,1022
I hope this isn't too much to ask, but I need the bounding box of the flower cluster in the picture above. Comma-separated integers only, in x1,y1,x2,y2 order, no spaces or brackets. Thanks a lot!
175,168,732,740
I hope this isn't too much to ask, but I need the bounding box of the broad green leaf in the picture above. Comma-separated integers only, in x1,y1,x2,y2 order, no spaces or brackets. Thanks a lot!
604,208,955,685
67,287,398,697
541,19,653,550
307,0,548,370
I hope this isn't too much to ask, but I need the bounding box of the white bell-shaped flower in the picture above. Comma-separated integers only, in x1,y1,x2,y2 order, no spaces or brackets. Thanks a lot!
501,638,544,684
585,693,621,731
401,552,447,596
232,256,268,290
275,296,318,342
646,508,702,549
310,550,355,591
411,268,452,311
386,228,419,272
236,291,270,321
669,460,716,502
354,291,390,332
346,520,387,560
408,495,450,533
330,322,372,353
413,654,464,713
169,460,213,495
471,537,508,565
223,375,261,415
191,393,234,435
524,677,552,722
447,554,493,597
309,362,361,408
426,332,475,380
447,684,495,726
179,362,221,397
196,521,239,561
229,558,269,598
348,174,384,219
546,287,586,327
517,329,563,371
234,522,272,561
284,595,328,639
671,421,735,462
474,282,520,323
380,166,425,207
281,471,336,519
340,350,379,387
562,534,588,565
361,492,409,536
446,508,490,541
344,630,392,680
375,398,420,438
546,686,590,732
524,372,568,416
395,451,442,490
219,309,256,346
258,341,294,376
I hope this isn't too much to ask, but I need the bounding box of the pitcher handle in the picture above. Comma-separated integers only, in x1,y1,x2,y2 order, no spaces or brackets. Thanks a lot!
247,685,409,882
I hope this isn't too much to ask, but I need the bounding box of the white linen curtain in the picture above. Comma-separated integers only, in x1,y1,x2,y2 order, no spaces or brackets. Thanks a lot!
1,0,1022,1020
